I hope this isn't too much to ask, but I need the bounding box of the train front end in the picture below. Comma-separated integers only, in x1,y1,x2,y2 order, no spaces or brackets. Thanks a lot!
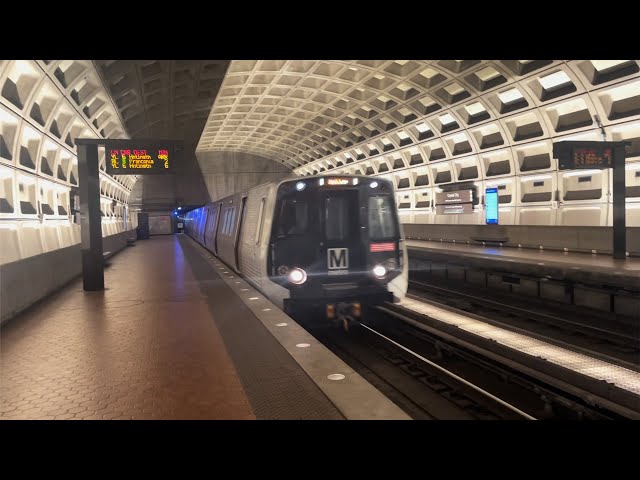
268,175,407,325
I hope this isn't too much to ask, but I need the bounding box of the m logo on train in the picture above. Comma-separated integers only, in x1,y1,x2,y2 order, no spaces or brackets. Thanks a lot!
328,248,348,270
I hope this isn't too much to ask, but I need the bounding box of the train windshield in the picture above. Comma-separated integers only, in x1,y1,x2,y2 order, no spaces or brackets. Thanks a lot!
276,198,309,237
324,194,357,241
368,195,398,240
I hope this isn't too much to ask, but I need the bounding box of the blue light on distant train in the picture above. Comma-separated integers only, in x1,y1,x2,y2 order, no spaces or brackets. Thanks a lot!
178,207,182,210
296,181,306,191
370,181,378,188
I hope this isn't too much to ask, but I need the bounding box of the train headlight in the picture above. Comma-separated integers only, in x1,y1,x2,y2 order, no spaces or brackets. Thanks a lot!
370,181,378,188
288,268,307,285
372,264,386,278
296,181,306,191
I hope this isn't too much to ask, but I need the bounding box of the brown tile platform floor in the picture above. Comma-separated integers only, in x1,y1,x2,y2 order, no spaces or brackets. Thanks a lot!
0,235,343,420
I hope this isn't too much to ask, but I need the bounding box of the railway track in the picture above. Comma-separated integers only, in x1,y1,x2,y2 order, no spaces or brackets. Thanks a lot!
296,299,636,420
198,240,637,420
373,302,638,420
408,279,640,370
297,317,535,420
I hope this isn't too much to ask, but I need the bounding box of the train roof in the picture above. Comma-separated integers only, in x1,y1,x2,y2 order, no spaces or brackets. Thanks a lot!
191,174,394,212
279,174,392,185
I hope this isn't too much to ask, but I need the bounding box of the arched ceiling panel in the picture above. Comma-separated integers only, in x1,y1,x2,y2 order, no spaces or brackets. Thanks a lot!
196,60,640,177
95,60,229,144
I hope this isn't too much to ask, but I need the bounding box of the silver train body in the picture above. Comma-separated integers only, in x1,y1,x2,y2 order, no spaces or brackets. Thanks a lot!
184,175,408,318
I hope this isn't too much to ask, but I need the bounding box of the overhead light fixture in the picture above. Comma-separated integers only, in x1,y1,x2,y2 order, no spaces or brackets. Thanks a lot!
539,71,572,90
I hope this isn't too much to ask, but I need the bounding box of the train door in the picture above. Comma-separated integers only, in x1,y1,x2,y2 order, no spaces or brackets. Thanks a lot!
320,189,364,277
234,196,248,271
203,208,212,248
213,202,222,255
204,206,217,250
198,208,208,244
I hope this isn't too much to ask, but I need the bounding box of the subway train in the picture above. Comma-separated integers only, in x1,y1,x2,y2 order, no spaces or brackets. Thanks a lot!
184,175,408,327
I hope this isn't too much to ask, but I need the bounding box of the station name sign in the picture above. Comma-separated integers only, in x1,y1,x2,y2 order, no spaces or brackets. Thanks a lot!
435,189,474,215
436,203,473,215
435,190,473,205
104,140,180,175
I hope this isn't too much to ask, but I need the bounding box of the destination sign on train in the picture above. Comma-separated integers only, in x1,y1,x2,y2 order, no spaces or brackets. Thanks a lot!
327,178,350,186
104,141,176,175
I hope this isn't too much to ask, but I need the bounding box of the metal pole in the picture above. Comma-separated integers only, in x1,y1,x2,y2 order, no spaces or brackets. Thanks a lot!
612,147,626,260
77,142,105,290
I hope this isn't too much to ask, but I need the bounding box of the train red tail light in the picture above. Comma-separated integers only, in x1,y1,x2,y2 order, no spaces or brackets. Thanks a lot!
370,242,395,252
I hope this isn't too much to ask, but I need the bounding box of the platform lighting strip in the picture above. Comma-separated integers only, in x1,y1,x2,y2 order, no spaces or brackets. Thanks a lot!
399,297,640,396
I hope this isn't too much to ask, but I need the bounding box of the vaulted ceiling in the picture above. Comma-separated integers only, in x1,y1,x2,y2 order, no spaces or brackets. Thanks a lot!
95,60,229,144
195,60,640,178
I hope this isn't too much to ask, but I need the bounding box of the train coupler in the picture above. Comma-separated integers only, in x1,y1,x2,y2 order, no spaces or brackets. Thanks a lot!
327,301,363,332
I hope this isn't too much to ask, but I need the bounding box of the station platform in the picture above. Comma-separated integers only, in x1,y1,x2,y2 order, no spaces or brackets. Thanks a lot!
405,240,640,317
405,240,640,287
0,235,408,420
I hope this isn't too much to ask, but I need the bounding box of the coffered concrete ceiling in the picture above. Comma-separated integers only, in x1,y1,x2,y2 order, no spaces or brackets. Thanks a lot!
195,60,640,177
95,60,229,144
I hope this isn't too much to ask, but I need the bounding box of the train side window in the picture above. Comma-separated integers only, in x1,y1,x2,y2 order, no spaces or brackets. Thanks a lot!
226,208,233,235
368,195,398,240
223,208,231,235
221,209,227,234
277,199,308,237
227,208,234,235
255,197,265,245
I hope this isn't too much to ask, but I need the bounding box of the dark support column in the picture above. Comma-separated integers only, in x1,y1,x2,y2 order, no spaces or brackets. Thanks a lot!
612,148,626,260
77,142,104,290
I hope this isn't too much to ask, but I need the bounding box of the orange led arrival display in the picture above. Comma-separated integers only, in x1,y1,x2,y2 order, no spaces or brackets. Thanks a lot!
571,147,613,168
327,178,349,185
104,142,175,174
